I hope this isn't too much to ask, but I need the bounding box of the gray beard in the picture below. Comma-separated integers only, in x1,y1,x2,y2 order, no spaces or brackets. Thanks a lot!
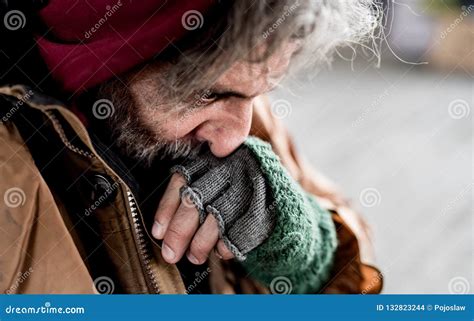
114,125,203,166
99,83,203,167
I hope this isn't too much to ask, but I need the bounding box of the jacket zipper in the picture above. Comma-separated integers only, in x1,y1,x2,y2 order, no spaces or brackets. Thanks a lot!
45,110,160,293
127,190,160,293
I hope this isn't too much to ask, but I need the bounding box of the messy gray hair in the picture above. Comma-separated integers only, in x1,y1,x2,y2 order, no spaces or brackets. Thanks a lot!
158,0,383,102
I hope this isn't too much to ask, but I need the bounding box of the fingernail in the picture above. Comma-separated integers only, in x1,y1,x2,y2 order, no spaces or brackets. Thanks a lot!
187,253,200,265
152,221,164,239
162,243,175,261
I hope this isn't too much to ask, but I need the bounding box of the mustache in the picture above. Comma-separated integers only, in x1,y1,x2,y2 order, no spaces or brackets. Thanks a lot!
157,138,205,161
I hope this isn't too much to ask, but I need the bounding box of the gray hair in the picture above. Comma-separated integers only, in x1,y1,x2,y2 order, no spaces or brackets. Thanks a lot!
157,0,383,102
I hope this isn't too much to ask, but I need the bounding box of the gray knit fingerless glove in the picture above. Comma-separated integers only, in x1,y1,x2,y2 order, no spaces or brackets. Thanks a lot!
170,145,276,260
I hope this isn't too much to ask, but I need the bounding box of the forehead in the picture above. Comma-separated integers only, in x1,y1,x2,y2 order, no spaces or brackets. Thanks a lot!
214,42,299,94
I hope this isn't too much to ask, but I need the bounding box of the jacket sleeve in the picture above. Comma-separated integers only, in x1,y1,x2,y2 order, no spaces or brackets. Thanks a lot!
248,96,383,294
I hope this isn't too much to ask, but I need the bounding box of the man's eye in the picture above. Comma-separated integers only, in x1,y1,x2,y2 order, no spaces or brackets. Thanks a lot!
200,92,219,103
191,91,219,107
189,91,219,109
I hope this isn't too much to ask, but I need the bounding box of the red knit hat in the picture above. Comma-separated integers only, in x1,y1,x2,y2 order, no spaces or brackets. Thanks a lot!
36,0,214,94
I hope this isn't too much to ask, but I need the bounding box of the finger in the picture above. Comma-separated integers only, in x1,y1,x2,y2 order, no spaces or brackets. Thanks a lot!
187,215,219,265
162,202,200,264
152,173,186,239
216,239,235,260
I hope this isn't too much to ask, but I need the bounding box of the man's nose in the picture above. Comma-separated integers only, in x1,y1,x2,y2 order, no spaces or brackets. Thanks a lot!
195,100,253,158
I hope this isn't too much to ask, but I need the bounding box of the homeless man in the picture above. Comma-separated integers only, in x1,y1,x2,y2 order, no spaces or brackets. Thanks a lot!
0,0,383,294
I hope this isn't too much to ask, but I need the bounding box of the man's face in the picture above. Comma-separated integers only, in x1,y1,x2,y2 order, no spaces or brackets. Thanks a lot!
105,42,300,163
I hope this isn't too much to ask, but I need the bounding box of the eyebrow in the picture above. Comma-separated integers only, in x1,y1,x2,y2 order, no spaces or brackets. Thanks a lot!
209,87,254,99
209,83,277,100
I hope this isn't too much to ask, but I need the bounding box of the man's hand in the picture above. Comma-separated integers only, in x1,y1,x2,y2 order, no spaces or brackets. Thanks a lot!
151,173,235,265
151,143,276,265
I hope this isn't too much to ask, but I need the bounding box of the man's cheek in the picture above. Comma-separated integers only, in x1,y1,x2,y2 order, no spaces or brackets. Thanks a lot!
162,111,210,141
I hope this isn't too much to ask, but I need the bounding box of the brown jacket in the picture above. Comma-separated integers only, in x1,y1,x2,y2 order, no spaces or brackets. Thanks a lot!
0,85,382,294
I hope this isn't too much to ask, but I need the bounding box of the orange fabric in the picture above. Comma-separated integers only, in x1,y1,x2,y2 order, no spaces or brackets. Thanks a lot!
0,123,95,294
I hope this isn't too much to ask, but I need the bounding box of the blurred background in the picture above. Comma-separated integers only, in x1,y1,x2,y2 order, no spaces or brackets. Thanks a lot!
271,0,473,294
